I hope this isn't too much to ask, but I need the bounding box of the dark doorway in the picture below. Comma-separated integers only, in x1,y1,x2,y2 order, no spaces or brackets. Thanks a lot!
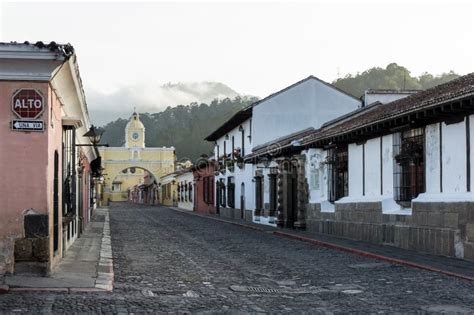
254,175,263,217
286,170,298,228
240,182,245,219
215,181,220,215
78,171,83,235
279,159,298,228
53,150,59,254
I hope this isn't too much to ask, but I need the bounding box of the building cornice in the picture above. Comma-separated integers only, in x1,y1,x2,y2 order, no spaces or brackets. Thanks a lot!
0,49,65,61
100,147,175,151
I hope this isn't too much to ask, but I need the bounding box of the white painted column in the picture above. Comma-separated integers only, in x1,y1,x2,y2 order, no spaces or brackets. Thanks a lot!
364,137,381,197
381,134,394,197
442,120,467,193
348,143,363,197
425,123,441,194
470,115,474,192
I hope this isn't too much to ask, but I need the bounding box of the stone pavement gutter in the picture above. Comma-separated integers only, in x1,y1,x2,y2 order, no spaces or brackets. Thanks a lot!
170,207,474,282
1,207,114,294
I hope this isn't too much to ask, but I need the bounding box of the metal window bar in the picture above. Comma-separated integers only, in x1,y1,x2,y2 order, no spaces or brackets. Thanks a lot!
254,175,264,212
220,179,226,207
393,128,425,206
269,173,277,217
62,126,76,217
227,177,235,208
328,146,349,203
53,151,59,253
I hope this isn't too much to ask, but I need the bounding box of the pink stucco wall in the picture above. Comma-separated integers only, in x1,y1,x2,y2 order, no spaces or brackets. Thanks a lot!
46,84,64,269
0,81,63,273
81,153,91,227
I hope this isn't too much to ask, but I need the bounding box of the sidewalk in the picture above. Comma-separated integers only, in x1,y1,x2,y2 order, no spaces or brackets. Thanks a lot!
3,207,114,293
170,207,474,281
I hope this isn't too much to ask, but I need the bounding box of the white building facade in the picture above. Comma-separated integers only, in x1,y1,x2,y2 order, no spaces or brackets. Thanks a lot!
206,76,361,226
206,107,255,220
249,74,474,260
176,170,194,211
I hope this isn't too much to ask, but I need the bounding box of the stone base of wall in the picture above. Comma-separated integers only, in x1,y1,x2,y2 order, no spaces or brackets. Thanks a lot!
14,261,48,276
219,208,243,220
0,212,50,275
308,219,459,257
464,241,474,260
244,210,253,222
413,201,474,231
336,202,383,223
14,237,49,262
0,240,14,275
305,201,474,260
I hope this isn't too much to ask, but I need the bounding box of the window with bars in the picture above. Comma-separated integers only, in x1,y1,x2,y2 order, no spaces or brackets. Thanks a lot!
181,182,188,201
62,126,76,217
203,177,214,204
227,177,235,208
327,145,349,203
241,128,245,156
184,182,188,202
269,172,277,215
163,183,171,199
219,179,226,207
188,183,193,202
255,175,264,213
393,128,425,207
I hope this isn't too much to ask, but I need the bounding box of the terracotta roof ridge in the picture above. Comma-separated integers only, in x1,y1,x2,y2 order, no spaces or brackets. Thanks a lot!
251,127,315,152
300,72,474,146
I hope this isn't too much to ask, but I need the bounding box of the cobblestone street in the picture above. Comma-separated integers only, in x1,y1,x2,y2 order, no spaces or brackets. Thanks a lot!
1,203,474,313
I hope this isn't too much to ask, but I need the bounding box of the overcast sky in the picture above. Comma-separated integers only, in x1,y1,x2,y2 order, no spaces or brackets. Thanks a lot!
1,0,473,122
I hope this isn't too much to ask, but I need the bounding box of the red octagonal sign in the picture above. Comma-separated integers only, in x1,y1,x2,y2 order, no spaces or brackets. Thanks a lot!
12,89,45,119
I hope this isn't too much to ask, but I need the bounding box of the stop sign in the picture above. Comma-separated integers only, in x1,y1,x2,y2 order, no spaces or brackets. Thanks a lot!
12,89,45,119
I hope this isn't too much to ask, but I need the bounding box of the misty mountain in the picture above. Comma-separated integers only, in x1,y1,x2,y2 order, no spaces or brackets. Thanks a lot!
88,81,240,126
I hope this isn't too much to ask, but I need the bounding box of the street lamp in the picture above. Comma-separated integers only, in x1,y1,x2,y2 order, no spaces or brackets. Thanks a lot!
77,125,108,147
83,125,104,146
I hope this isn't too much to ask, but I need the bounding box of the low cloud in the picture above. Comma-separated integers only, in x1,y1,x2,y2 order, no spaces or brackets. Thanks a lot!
86,81,240,126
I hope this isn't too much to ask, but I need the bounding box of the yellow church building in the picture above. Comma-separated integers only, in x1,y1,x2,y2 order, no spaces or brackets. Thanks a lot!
99,112,175,204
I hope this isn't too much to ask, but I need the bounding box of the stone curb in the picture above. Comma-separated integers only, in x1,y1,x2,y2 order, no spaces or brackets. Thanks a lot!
9,287,68,293
95,209,114,292
7,287,110,293
169,207,474,282
273,231,474,282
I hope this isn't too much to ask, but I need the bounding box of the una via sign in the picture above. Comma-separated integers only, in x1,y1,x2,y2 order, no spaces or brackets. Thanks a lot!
11,120,44,132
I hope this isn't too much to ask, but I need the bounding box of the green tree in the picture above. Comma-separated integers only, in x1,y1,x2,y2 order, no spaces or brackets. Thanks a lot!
332,63,459,98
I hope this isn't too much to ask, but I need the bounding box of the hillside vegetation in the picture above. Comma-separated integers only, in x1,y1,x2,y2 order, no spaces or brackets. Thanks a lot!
100,96,258,160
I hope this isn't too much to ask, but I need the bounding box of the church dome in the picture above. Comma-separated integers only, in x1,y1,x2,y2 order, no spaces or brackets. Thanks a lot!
126,112,145,130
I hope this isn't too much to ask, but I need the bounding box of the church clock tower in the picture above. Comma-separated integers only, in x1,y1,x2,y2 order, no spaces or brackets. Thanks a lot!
125,111,145,148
